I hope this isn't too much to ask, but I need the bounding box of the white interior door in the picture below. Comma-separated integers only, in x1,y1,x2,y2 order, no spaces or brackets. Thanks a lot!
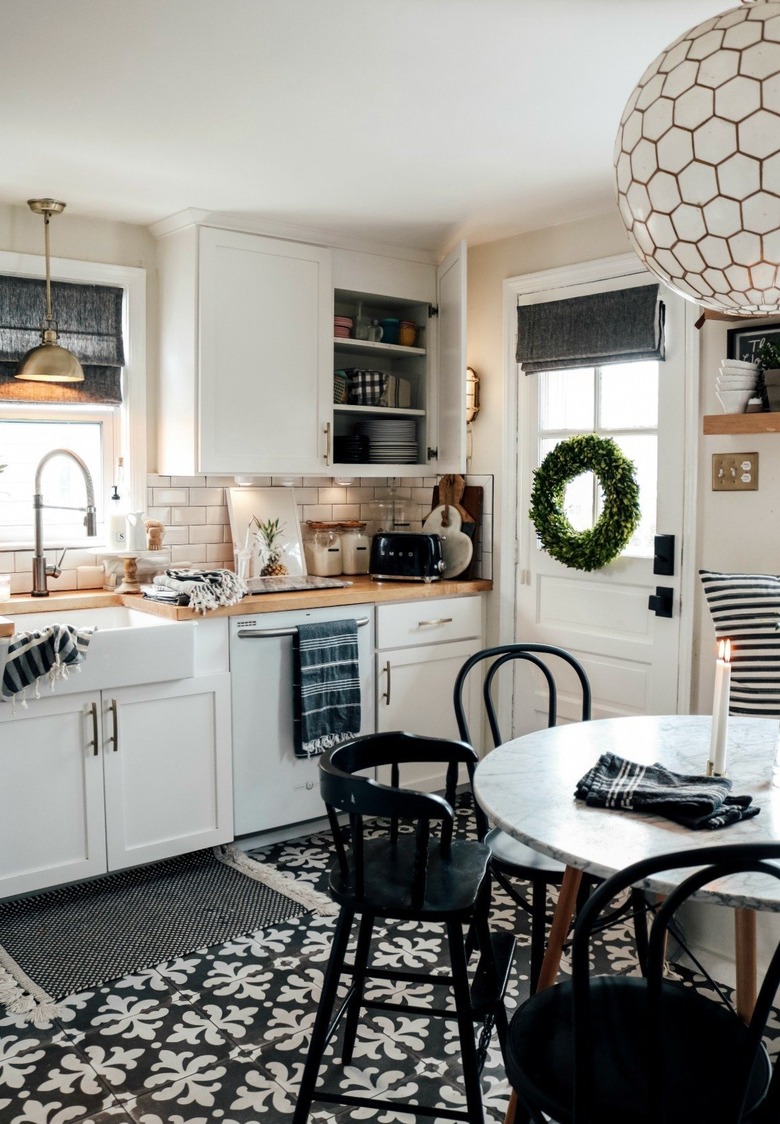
511,262,696,729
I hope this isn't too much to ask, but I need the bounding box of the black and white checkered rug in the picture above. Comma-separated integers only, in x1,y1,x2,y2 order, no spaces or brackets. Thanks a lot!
0,844,334,1023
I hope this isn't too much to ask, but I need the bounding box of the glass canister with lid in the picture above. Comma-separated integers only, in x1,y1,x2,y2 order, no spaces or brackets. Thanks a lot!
340,522,370,574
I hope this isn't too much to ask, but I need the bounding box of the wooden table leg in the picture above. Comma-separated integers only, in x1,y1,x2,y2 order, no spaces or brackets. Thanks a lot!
734,907,756,1023
536,865,583,992
503,865,583,1124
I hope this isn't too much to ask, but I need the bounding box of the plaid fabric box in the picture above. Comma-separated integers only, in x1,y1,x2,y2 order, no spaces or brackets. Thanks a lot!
347,369,387,405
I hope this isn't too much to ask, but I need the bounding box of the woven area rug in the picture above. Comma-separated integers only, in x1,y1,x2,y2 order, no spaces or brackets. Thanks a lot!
0,843,336,1025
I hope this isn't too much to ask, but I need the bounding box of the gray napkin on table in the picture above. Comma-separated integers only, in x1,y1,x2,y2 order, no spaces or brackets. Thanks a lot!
575,752,760,830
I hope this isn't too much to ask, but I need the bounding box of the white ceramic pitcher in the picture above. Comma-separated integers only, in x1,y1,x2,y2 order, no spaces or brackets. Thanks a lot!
126,511,148,552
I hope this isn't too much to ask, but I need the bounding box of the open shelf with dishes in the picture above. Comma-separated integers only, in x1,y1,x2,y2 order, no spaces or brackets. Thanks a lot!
333,289,432,471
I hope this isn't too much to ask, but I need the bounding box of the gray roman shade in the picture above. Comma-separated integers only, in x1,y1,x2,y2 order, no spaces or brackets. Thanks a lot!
0,276,125,404
516,284,665,374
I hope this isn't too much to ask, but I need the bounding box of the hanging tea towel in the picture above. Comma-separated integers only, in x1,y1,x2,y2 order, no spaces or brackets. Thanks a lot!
292,619,361,757
2,624,95,706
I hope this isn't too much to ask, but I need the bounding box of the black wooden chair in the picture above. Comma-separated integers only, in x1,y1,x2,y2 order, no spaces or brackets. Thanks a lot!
504,841,780,1123
454,643,597,992
292,730,515,1124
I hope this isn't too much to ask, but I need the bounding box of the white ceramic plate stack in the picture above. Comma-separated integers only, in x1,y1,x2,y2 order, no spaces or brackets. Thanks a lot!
354,418,418,463
717,358,757,414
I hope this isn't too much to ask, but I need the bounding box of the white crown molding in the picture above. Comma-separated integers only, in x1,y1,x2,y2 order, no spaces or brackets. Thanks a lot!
148,208,439,265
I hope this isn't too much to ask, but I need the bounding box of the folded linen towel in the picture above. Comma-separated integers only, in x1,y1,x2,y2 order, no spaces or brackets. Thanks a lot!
153,568,247,613
574,752,760,830
292,619,361,758
2,624,95,704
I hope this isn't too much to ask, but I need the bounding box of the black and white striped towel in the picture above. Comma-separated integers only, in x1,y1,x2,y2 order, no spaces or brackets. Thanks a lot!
575,752,760,830
2,624,95,703
292,619,361,758
152,568,247,613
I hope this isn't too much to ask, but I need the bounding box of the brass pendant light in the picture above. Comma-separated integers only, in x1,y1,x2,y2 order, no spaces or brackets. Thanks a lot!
15,199,84,382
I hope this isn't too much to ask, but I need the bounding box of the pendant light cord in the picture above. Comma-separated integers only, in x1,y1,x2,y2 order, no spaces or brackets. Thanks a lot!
42,208,53,328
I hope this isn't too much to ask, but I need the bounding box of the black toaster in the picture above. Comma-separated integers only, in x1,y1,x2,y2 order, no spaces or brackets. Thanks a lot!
369,532,445,582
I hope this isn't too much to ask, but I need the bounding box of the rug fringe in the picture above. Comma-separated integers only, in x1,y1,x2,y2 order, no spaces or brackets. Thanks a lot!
0,944,66,1025
215,844,339,917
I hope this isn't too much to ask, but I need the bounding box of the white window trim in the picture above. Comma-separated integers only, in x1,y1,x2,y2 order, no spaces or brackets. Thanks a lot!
0,250,146,538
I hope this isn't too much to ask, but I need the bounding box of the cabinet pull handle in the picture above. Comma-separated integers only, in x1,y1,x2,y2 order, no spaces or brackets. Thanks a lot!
88,701,99,756
324,422,332,465
107,698,119,752
382,660,391,705
418,617,453,627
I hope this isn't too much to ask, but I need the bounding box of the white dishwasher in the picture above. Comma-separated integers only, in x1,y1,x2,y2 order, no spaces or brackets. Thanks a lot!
229,603,375,836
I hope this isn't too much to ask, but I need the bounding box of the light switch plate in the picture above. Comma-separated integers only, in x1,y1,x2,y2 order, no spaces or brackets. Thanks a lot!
712,452,759,491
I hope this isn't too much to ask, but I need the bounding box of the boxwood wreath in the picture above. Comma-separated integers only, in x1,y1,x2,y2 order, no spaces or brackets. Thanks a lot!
529,434,640,572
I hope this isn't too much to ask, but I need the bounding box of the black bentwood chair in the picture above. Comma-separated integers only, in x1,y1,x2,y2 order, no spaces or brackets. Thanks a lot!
454,643,606,992
505,841,780,1124
292,731,515,1124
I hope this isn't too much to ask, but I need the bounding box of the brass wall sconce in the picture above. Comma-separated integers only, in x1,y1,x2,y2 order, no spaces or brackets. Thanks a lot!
466,366,480,423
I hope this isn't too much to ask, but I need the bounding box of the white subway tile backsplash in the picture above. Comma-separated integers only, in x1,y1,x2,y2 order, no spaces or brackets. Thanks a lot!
154,488,189,505
172,506,205,526
0,474,494,592
190,487,225,506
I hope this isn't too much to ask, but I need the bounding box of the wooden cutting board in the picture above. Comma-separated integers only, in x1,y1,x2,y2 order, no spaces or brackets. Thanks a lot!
428,485,483,580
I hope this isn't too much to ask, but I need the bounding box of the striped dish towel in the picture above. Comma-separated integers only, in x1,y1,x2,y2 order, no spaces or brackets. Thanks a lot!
292,620,361,757
2,624,95,704
574,752,760,830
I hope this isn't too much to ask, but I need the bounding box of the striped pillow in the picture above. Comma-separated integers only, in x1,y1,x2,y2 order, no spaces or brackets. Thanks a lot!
699,569,780,716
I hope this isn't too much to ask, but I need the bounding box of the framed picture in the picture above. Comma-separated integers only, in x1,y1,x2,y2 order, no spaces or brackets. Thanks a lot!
727,322,780,364
226,487,306,576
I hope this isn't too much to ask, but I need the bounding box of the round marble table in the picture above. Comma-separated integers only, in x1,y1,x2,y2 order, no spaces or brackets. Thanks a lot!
474,714,780,1015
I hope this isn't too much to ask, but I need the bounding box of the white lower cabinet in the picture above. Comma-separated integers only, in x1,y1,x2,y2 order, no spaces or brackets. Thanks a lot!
0,674,232,899
375,596,484,791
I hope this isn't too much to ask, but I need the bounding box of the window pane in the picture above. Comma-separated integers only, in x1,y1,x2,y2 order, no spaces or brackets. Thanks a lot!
0,420,103,543
539,437,595,533
540,368,595,431
599,361,658,429
607,433,657,557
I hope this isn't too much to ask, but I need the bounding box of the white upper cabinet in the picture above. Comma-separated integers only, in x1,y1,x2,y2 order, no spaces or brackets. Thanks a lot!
158,225,332,475
156,223,466,477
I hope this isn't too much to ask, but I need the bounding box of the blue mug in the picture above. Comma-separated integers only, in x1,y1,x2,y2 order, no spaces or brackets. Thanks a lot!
380,317,399,345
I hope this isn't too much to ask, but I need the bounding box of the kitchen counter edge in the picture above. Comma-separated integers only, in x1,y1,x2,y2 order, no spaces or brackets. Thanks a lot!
1,577,492,625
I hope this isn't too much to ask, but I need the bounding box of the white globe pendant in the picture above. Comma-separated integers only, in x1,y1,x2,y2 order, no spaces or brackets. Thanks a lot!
615,1,780,316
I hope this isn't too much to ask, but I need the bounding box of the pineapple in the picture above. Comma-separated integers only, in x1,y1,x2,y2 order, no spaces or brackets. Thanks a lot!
252,516,288,576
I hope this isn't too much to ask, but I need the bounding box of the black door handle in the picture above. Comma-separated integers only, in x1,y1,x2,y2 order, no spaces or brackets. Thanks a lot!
648,586,674,618
653,534,675,576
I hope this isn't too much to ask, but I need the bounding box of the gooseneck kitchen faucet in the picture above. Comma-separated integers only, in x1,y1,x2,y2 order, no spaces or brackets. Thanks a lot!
32,448,98,597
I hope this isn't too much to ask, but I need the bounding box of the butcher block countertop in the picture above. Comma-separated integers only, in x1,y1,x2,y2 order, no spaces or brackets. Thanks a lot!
0,576,491,627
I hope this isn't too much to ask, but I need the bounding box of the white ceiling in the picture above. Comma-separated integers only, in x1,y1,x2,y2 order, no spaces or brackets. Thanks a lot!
1,0,729,253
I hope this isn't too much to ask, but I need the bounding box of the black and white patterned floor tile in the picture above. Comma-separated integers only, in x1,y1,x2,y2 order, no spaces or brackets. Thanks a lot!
0,805,772,1124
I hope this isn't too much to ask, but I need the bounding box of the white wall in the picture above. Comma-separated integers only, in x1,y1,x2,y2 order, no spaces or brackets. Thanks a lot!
466,209,780,714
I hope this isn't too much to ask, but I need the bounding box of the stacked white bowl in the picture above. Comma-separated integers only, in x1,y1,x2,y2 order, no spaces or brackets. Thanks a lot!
717,358,757,414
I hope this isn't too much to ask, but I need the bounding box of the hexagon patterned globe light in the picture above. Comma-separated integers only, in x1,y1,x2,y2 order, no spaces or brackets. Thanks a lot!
615,1,780,315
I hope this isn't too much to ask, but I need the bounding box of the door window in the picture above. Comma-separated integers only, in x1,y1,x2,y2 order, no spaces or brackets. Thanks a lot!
538,360,659,558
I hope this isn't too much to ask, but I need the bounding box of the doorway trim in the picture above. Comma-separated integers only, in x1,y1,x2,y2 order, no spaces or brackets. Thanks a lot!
499,251,699,714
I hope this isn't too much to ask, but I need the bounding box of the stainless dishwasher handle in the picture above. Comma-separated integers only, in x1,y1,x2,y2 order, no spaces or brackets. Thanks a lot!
237,616,370,639
417,617,453,627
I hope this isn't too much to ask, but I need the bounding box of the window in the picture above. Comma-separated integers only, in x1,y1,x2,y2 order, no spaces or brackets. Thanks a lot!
538,360,659,558
0,252,145,549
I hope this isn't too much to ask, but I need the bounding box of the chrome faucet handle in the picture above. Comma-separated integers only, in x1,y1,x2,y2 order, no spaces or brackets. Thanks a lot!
48,547,67,578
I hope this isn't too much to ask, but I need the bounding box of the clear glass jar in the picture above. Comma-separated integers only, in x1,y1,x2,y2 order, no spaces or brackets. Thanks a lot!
341,526,370,574
304,530,342,576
